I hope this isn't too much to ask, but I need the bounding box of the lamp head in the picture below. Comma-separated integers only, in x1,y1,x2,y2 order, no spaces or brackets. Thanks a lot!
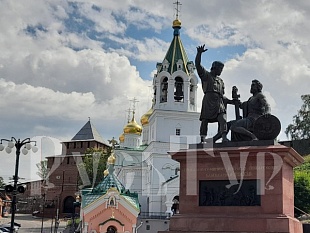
5,147,12,154
7,141,15,148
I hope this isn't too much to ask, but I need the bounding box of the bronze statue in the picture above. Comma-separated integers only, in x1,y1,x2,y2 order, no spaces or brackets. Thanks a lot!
195,44,229,143
229,79,271,141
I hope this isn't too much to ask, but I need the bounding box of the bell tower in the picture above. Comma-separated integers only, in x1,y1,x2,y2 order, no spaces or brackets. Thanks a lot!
142,4,199,144
153,18,198,112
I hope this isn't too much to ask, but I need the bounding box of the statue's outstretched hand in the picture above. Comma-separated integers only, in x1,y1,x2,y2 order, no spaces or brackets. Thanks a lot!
197,44,208,53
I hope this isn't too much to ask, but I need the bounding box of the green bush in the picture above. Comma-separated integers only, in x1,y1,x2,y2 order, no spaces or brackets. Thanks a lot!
294,155,310,217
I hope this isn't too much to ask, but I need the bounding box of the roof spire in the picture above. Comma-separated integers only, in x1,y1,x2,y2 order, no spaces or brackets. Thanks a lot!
130,97,139,112
130,97,139,121
172,1,182,35
126,108,131,123
173,0,182,20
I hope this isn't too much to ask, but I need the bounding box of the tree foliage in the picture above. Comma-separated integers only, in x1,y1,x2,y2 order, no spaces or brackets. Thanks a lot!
294,155,310,217
286,94,310,140
36,160,49,180
78,147,110,188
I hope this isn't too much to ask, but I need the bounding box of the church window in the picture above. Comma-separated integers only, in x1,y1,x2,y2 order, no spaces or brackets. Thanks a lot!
176,59,183,70
160,77,168,103
190,78,195,105
146,225,151,230
176,128,181,136
108,196,116,207
174,77,183,102
73,142,76,149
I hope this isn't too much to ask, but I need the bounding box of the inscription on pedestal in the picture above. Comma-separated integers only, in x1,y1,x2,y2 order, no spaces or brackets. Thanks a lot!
199,180,261,206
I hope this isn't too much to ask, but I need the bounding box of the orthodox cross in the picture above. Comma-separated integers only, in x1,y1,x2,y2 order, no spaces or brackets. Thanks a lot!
126,107,131,123
130,97,139,117
173,0,182,19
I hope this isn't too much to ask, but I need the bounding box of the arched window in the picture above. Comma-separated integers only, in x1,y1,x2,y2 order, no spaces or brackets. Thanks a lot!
174,77,183,102
160,77,168,103
190,78,195,105
107,225,117,233
108,196,116,207
63,196,75,213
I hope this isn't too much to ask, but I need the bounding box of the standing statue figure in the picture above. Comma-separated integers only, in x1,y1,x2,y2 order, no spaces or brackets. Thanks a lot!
229,79,270,141
195,44,229,143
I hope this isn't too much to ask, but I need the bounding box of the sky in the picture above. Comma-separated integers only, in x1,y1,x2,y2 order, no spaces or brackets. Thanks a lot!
0,0,309,182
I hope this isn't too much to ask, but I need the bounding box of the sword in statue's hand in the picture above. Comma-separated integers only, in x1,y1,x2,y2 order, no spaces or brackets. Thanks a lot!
232,86,241,120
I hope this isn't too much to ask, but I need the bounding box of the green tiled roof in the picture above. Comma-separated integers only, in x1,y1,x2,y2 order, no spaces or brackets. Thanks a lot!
92,173,125,194
122,194,140,210
159,25,190,75
81,164,140,211
82,194,102,207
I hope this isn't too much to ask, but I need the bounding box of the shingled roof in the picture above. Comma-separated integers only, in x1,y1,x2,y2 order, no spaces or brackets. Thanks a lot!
71,120,108,145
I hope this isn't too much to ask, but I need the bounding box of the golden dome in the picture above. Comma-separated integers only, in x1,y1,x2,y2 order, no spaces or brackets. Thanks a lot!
173,19,181,27
123,116,142,135
104,169,109,177
107,153,116,164
119,133,125,143
140,108,153,126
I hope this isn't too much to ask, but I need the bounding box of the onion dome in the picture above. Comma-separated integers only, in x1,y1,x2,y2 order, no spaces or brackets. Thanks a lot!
107,153,116,165
119,133,125,143
103,169,109,177
140,108,153,126
123,114,142,135
173,19,181,28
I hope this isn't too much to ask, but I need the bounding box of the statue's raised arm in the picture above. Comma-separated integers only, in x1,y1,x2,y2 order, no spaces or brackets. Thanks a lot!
195,44,208,76
195,44,228,143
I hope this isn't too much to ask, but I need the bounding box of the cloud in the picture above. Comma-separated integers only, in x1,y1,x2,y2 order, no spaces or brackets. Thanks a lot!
0,0,309,162
108,36,170,62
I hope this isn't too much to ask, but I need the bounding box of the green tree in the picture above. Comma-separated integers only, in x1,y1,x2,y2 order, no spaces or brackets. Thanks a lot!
286,94,310,140
0,176,5,188
294,155,310,217
78,147,110,188
36,160,49,180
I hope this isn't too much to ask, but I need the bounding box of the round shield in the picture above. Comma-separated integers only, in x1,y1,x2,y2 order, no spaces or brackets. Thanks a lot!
253,114,281,140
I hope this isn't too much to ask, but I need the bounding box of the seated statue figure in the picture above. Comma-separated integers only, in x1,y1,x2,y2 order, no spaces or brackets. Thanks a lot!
229,79,270,141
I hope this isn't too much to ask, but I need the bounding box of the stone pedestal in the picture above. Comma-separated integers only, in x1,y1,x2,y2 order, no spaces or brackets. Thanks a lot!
161,144,304,233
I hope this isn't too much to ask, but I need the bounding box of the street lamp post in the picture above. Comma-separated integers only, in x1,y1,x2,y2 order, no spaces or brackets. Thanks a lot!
41,193,46,233
0,137,38,233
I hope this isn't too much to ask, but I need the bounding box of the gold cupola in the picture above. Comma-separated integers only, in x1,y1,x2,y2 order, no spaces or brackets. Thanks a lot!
103,169,109,177
140,107,153,126
119,133,125,143
173,19,181,28
107,153,116,165
123,112,142,135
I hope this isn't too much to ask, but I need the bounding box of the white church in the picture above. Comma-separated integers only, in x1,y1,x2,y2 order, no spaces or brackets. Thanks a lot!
114,14,200,231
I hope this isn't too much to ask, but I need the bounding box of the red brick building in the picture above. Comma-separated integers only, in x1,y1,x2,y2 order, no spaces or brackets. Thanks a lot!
43,120,110,218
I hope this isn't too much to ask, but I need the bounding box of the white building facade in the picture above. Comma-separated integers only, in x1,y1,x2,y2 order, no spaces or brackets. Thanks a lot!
115,17,200,233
